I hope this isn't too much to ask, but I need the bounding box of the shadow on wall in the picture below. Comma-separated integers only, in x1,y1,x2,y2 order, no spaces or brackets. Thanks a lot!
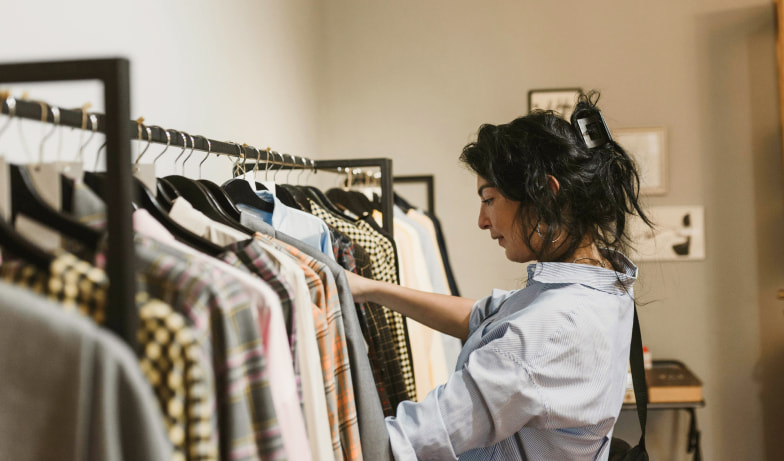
698,4,784,461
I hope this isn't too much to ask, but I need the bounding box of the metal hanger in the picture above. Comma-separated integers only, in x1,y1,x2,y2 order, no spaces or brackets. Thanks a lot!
222,142,273,213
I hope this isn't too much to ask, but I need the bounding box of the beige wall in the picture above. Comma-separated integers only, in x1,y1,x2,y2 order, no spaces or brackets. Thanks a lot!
3,1,783,459
317,1,784,459
0,0,322,180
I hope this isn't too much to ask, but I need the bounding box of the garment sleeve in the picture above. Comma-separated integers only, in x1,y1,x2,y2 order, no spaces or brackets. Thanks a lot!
468,289,517,334
385,340,547,460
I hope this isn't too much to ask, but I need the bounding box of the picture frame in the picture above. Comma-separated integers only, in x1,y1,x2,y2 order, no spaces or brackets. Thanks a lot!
612,127,668,196
527,88,583,120
628,205,705,261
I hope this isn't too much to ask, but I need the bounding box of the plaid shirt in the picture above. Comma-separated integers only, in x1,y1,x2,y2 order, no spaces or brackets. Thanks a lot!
309,201,416,402
255,232,363,461
330,228,405,416
217,240,302,404
135,235,286,461
0,253,219,461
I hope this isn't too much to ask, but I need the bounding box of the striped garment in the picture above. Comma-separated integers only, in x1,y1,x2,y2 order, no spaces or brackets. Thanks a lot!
387,250,638,461
255,232,363,461
135,236,286,461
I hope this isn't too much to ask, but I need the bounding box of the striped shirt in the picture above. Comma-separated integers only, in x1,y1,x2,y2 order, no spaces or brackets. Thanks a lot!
387,250,637,460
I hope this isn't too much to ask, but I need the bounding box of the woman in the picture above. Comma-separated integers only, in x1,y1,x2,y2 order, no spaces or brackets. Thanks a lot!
346,92,652,460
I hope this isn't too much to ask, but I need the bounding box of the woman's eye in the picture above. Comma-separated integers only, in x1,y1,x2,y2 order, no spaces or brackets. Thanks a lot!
481,198,493,205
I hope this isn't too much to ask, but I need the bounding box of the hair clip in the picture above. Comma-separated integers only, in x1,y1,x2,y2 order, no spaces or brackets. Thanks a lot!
575,110,613,149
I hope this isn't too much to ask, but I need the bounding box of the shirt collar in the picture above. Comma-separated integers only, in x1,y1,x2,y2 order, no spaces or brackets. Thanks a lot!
526,249,638,295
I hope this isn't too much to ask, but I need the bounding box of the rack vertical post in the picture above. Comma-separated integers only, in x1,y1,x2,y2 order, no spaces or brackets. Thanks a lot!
0,59,136,349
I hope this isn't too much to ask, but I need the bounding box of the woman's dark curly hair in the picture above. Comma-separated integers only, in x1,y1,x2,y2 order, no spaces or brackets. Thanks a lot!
459,91,652,269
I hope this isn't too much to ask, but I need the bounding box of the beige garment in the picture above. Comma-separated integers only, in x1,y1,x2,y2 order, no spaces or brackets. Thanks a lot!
393,218,449,400
168,197,249,245
405,209,452,295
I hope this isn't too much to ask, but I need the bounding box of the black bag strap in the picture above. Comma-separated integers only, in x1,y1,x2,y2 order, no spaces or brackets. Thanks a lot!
629,302,647,451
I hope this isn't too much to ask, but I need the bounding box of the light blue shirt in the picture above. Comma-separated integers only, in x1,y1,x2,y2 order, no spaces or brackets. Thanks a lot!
386,250,637,460
237,190,335,260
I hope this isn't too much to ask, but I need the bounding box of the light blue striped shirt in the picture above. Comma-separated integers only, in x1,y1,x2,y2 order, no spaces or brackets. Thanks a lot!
386,250,637,460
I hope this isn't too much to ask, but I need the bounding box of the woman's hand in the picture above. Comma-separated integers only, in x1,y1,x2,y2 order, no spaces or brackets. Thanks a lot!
344,269,377,304
343,269,474,340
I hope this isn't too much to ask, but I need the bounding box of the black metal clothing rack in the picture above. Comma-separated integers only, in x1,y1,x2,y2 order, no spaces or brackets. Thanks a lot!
0,61,396,279
0,58,136,348
393,175,434,215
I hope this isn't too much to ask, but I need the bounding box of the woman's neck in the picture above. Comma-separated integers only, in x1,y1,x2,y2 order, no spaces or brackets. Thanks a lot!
567,237,607,268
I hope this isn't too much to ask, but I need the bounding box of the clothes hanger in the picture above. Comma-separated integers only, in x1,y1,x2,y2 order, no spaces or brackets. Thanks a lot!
82,135,225,258
164,134,252,234
9,101,103,252
0,96,56,269
269,152,303,210
304,166,357,217
278,156,312,212
222,143,274,213
147,127,175,208
61,111,99,214
193,136,243,221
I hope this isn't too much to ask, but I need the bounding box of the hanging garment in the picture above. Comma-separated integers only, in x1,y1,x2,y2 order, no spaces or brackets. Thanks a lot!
0,280,172,461
239,188,335,260
0,250,219,461
220,237,333,461
329,227,402,417
241,212,393,461
306,200,416,403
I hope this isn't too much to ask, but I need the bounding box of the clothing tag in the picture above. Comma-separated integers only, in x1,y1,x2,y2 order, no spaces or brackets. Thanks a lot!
15,164,65,250
15,214,62,251
49,161,83,182
27,163,61,209
133,163,157,193
0,156,9,221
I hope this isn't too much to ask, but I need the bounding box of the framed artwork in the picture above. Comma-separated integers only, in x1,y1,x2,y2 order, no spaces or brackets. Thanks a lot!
527,88,583,120
613,127,668,195
628,205,705,261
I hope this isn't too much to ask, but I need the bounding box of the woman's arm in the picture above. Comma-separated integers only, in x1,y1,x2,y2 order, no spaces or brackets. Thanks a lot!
345,270,475,341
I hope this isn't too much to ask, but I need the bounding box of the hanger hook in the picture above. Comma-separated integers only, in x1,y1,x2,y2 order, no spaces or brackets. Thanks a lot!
173,130,188,171
283,153,294,184
134,122,153,165
250,145,261,180
151,127,171,167
38,103,60,164
238,143,247,177
227,141,241,177
94,141,106,171
76,113,98,163
197,135,211,179
263,147,271,180
182,133,195,175
273,151,284,182
296,156,308,184
0,96,17,140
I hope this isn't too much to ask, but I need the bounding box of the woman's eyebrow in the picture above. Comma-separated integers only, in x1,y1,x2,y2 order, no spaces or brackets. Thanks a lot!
477,185,495,197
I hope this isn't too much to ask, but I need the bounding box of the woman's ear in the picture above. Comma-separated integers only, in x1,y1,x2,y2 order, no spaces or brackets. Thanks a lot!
546,175,560,195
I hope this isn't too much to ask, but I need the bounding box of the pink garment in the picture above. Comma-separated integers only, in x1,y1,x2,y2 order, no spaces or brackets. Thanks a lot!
133,209,313,461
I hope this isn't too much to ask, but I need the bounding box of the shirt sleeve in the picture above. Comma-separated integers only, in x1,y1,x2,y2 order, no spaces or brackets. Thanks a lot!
468,288,517,334
385,340,547,459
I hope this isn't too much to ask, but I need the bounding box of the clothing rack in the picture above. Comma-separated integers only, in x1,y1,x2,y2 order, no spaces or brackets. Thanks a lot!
0,58,136,349
393,175,434,214
0,62,395,243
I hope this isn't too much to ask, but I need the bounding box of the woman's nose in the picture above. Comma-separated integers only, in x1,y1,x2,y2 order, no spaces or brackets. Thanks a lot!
478,210,490,230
